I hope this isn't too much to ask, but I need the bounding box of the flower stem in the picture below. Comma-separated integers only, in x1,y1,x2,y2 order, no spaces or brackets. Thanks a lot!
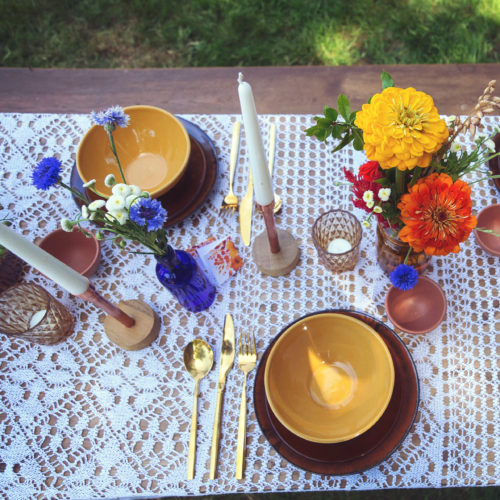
107,130,127,183
58,181,89,203
467,174,500,186
395,168,406,196
403,246,412,265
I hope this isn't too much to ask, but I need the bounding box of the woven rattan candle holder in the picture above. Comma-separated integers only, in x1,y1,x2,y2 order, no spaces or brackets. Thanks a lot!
0,282,74,345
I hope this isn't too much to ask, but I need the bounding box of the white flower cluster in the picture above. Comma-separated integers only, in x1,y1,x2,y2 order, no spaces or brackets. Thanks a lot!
361,187,391,227
102,183,146,225
60,174,149,232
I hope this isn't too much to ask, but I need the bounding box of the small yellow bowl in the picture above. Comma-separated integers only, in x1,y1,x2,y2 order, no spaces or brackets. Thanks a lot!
77,105,191,198
264,312,395,443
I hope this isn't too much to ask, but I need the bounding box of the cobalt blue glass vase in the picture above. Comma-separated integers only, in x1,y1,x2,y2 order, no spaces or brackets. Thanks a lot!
155,245,216,312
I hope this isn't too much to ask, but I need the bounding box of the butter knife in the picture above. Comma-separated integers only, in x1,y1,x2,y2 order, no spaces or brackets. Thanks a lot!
239,167,253,246
209,313,235,479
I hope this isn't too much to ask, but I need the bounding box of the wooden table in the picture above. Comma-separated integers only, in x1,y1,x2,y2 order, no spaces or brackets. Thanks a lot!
0,64,499,114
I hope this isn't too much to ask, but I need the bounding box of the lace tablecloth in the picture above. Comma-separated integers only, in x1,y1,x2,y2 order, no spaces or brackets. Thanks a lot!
0,113,498,499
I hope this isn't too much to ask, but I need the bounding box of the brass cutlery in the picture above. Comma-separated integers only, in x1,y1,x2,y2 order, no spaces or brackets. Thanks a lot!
183,339,214,480
235,332,257,480
209,313,235,479
220,121,241,215
239,167,253,246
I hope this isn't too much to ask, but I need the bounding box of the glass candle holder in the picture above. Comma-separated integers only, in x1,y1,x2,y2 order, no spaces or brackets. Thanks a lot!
312,209,363,273
0,282,74,345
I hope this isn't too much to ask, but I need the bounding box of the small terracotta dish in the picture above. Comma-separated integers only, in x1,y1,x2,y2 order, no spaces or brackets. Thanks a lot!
385,276,446,334
474,204,500,257
264,312,395,444
77,105,191,199
38,228,100,277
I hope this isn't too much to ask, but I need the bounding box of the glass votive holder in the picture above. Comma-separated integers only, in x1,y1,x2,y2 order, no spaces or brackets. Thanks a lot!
0,282,74,345
312,209,363,272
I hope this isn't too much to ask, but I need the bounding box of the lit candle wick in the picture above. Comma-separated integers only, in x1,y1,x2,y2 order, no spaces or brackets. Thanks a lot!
327,238,352,254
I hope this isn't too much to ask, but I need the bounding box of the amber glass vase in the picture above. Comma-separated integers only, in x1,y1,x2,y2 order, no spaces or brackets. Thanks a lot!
376,224,432,275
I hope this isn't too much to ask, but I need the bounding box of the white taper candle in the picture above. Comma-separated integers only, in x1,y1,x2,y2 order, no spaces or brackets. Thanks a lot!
0,223,89,295
237,73,274,206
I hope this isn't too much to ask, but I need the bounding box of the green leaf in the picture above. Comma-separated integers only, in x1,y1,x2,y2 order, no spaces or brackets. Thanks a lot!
331,124,343,139
381,70,394,90
332,133,354,153
349,111,357,122
352,129,364,151
324,106,338,122
317,118,332,128
337,94,350,120
304,125,318,137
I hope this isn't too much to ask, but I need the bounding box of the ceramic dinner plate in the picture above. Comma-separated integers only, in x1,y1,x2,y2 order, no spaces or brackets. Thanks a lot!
254,309,420,475
70,117,218,227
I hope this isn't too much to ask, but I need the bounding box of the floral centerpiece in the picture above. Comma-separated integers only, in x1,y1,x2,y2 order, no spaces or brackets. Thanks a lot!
31,106,215,312
307,71,500,290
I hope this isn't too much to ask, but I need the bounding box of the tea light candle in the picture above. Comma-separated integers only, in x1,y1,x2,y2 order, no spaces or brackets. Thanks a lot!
29,309,46,328
237,73,274,206
327,238,352,254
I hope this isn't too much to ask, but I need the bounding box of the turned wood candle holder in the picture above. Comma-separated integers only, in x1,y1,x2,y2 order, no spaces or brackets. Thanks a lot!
252,201,300,277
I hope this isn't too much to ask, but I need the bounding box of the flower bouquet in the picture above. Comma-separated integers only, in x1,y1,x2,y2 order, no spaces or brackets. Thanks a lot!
307,71,500,290
31,107,215,312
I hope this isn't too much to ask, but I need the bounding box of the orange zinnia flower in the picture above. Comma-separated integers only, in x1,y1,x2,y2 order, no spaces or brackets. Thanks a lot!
398,173,476,256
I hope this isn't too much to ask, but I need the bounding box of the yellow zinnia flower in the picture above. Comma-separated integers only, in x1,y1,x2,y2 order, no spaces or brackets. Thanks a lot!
354,87,449,170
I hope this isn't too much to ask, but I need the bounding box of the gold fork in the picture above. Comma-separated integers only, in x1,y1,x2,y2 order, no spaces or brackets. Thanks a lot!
235,332,257,480
220,121,241,215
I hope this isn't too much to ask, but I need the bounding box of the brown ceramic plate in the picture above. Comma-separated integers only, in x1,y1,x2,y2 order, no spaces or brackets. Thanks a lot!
254,309,420,475
70,117,218,227
488,133,500,193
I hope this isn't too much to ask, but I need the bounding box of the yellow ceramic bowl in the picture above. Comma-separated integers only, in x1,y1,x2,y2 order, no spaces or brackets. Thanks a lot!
264,312,395,443
77,105,191,198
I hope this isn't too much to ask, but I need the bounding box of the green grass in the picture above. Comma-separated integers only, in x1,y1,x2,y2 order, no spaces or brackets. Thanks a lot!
1,0,499,67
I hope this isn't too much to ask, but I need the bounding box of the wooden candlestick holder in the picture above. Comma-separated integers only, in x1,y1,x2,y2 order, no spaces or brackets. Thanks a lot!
78,284,160,350
252,202,300,276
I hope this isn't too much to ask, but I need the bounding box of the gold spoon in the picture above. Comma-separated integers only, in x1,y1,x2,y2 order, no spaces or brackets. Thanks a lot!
184,338,214,480
268,123,282,214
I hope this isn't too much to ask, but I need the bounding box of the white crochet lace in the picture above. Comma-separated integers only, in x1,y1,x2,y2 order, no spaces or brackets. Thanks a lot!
0,112,498,499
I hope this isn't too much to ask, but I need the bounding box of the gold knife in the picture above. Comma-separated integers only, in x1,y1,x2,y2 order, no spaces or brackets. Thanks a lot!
209,313,235,479
239,167,253,246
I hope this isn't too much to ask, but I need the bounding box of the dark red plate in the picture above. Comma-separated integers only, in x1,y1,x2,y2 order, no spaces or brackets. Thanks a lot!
254,309,420,475
70,117,218,227
488,133,500,193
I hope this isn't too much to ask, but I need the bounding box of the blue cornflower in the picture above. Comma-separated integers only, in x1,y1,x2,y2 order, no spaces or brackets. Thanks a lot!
390,264,419,291
129,198,167,231
32,156,62,190
91,106,130,130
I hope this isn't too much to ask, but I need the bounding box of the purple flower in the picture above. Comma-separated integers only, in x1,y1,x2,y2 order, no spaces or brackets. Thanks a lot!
390,264,419,291
32,157,62,190
91,106,130,130
129,198,167,231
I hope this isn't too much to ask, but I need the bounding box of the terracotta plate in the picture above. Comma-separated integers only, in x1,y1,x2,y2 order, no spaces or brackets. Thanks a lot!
70,117,218,227
254,309,420,475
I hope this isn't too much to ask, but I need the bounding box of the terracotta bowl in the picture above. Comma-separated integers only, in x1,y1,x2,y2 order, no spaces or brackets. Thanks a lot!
38,228,100,277
385,276,446,334
264,312,395,444
77,105,191,199
474,204,500,257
